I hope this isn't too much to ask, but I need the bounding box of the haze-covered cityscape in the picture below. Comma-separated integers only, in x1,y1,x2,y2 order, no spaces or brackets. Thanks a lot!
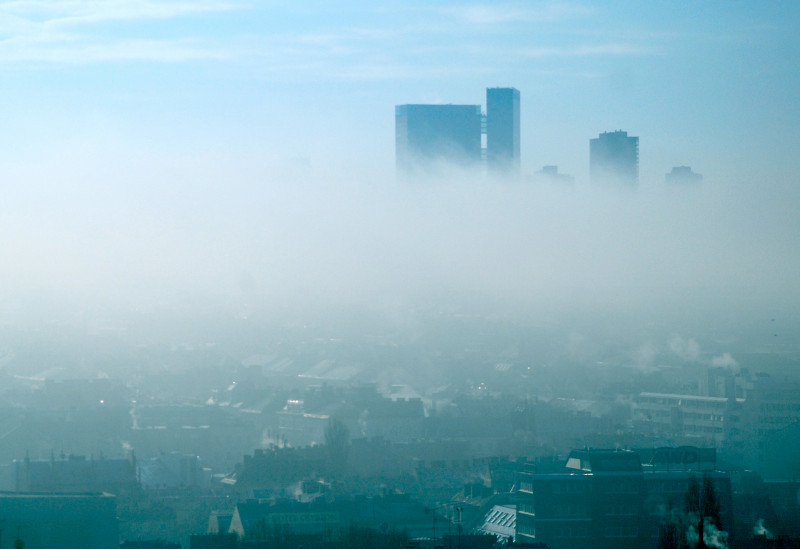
1,2,800,549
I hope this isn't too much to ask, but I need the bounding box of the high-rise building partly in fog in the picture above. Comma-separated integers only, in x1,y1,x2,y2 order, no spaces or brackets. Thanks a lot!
395,104,483,177
486,87,520,176
666,165,703,184
395,87,521,178
590,130,639,185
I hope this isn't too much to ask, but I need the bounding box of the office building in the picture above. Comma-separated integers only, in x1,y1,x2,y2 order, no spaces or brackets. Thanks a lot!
13,453,137,493
666,165,703,184
0,491,119,548
633,370,800,473
395,104,482,177
395,87,521,178
590,130,639,185
515,448,733,549
486,87,520,176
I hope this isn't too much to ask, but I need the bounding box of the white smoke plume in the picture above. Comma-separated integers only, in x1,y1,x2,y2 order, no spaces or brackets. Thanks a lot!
711,353,738,368
753,518,774,539
669,335,700,362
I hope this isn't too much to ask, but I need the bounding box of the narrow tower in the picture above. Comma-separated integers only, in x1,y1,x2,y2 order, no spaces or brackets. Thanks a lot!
486,87,520,177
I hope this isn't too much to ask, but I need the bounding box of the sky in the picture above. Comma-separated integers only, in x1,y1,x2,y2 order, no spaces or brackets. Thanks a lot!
0,1,799,321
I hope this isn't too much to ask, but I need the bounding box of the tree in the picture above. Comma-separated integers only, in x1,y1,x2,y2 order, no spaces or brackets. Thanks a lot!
701,475,721,528
683,474,722,549
659,508,688,549
661,474,725,549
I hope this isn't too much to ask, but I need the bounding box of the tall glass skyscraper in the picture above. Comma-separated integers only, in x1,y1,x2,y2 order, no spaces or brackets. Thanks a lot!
394,87,521,179
395,104,483,177
486,87,521,177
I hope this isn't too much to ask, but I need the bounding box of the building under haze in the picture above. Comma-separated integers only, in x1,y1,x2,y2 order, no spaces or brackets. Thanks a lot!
0,492,119,548
395,87,520,178
590,130,639,185
486,87,520,177
666,165,703,184
515,448,733,548
634,370,800,472
395,104,483,177
528,165,574,185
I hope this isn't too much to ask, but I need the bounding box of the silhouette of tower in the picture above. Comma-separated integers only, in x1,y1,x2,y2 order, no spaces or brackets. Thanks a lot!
590,130,639,185
486,87,520,177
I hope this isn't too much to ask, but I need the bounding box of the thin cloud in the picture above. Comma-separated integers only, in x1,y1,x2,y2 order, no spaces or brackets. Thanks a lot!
519,43,653,57
0,37,232,63
441,2,595,25
0,0,239,25
0,0,242,64
0,1,651,70
331,63,499,81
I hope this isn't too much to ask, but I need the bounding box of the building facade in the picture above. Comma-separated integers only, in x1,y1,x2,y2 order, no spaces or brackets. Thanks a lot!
0,491,119,548
514,448,733,548
395,87,521,179
633,370,800,471
395,104,483,177
13,454,137,494
486,87,520,177
590,130,639,185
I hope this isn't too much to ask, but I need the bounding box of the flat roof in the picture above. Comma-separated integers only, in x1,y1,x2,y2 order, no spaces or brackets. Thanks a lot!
638,392,744,403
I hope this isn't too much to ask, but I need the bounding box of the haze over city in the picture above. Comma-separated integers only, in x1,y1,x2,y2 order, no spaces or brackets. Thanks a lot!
1,2,800,548
1,1,798,319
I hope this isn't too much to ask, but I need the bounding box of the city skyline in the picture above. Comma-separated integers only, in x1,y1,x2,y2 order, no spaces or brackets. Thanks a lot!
0,2,797,184
1,4,800,548
395,87,520,178
0,1,798,317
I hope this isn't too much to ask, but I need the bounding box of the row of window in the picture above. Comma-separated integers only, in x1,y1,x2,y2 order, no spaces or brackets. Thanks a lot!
550,481,589,494
516,522,536,537
546,503,589,517
637,399,727,411
518,481,533,493
518,503,535,516
605,502,638,516
605,524,639,538
549,525,589,538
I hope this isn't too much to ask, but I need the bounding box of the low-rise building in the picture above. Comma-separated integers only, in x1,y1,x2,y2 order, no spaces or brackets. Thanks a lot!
634,370,800,471
14,453,137,494
0,491,119,548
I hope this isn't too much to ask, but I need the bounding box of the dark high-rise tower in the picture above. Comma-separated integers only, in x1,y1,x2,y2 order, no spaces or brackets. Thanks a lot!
395,104,482,177
486,87,520,176
590,130,639,185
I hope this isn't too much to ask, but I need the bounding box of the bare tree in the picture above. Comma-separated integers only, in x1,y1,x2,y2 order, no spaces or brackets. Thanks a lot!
683,474,721,548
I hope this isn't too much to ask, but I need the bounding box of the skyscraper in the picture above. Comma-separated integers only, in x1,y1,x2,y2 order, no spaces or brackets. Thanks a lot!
486,87,520,176
395,104,482,177
590,130,639,185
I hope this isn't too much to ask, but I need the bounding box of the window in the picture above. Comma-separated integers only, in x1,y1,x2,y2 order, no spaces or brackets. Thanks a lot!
606,524,639,538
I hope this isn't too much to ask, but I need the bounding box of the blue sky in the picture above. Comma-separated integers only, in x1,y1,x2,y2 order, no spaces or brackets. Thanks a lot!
1,1,798,180
1,1,799,310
